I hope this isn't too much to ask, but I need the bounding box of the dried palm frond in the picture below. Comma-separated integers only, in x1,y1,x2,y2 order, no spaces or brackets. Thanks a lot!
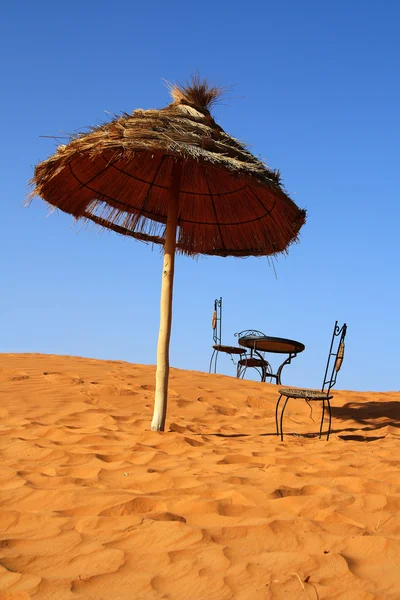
30,76,306,258
166,75,225,111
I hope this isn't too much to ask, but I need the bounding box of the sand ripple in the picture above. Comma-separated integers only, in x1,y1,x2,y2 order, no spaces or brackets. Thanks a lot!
0,354,399,599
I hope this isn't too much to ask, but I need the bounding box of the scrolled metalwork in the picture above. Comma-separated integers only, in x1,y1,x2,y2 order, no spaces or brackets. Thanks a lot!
334,322,346,337
322,321,348,392
234,329,267,339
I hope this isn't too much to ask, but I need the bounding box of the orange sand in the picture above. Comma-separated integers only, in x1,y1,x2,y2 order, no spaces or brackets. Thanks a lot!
0,354,399,599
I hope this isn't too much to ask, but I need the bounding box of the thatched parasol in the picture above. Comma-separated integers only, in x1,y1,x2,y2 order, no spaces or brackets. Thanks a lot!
30,76,306,431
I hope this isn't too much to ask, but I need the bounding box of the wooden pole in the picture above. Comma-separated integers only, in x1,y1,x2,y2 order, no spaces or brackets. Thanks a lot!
151,161,183,431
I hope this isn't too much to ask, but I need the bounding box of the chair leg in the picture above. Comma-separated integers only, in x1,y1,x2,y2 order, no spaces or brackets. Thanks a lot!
260,363,267,382
236,361,242,378
264,362,273,383
275,395,283,436
319,399,326,439
255,367,263,381
209,349,216,374
237,363,246,379
326,398,332,441
279,397,290,441
237,359,248,380
214,351,219,374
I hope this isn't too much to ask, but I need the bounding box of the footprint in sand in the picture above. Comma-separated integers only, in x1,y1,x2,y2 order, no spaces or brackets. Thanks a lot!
43,371,63,379
212,405,238,416
169,423,202,436
148,512,186,523
141,384,155,392
100,496,163,516
176,399,192,408
43,372,85,385
196,397,238,416
269,486,304,498
246,396,270,409
1,369,29,382
85,384,138,398
111,415,134,422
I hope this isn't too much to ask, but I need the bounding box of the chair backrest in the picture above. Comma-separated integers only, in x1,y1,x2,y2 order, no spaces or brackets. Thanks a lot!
235,329,267,339
235,330,267,356
322,321,347,393
212,297,222,345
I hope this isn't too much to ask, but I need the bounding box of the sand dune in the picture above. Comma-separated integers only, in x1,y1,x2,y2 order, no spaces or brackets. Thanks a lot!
0,354,399,599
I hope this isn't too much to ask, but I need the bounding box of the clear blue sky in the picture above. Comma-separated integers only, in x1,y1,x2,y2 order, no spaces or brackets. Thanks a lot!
1,1,399,391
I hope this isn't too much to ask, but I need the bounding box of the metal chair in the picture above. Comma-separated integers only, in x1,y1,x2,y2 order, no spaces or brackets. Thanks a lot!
275,321,347,441
235,329,273,382
209,297,246,374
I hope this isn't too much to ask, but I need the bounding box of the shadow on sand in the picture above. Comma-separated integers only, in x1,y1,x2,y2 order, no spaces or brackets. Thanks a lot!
185,401,400,442
332,400,400,427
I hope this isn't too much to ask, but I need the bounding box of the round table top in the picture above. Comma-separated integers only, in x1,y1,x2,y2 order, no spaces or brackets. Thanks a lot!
238,335,305,355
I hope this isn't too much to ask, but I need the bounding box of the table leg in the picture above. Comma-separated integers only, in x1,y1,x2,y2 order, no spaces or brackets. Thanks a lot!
276,353,297,385
253,350,268,382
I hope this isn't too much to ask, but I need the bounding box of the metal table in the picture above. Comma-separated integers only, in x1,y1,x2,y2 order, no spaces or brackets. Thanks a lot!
238,335,305,385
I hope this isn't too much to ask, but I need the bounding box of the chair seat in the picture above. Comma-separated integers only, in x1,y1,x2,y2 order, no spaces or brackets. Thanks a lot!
278,387,333,401
238,357,266,368
213,345,246,355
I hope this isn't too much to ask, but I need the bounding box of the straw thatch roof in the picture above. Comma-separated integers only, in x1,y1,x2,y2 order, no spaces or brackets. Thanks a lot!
31,77,306,257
